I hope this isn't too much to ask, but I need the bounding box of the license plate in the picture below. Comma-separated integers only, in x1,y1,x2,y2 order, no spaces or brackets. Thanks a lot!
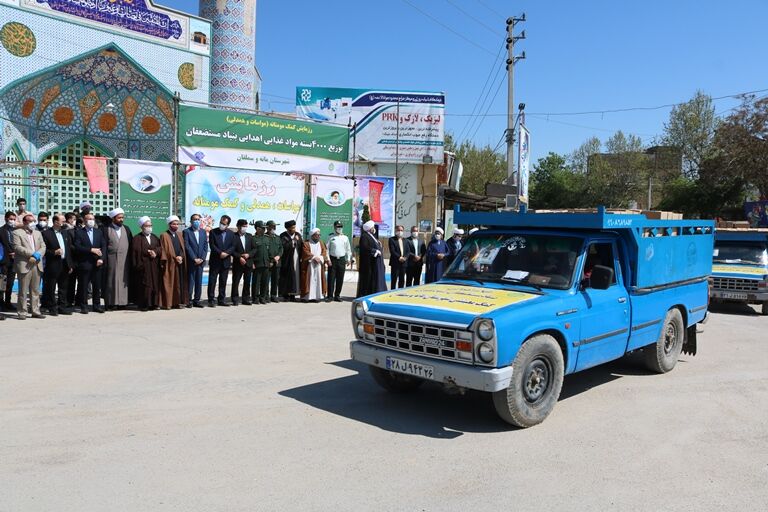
722,292,748,300
385,356,434,380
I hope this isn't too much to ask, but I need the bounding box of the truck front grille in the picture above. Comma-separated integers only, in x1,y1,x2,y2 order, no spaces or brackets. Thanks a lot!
364,316,472,364
712,277,759,292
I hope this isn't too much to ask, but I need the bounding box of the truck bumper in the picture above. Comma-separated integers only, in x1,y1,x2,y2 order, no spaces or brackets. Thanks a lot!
350,341,513,393
710,289,768,303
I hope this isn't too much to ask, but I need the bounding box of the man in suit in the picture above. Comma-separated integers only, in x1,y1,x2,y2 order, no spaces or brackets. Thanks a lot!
0,211,18,311
207,214,234,307
183,213,208,308
12,213,46,319
388,225,411,290
446,228,464,269
73,212,107,314
406,226,427,287
41,214,74,316
231,218,255,306
62,212,79,307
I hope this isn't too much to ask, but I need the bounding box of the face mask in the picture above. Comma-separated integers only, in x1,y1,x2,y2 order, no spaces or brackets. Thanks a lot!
239,227,247,234
7,220,16,228
335,227,343,234
143,227,153,235
396,231,404,238
435,233,442,240
169,225,179,232
18,206,26,212
86,219,96,228
38,221,48,229
220,223,228,231
411,232,418,238
192,220,201,229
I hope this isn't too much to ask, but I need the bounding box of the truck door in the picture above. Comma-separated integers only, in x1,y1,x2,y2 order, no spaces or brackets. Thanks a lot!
575,241,630,371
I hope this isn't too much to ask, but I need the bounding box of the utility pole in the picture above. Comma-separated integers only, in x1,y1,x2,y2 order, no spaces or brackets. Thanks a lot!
505,14,526,198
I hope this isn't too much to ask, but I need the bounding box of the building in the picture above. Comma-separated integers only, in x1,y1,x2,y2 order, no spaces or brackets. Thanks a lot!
0,0,260,214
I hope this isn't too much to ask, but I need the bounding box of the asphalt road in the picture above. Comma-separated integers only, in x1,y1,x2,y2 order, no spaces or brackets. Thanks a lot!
1,289,766,511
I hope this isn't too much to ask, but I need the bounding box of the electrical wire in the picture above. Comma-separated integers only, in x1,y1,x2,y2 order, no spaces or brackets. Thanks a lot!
401,0,496,56
466,64,507,143
474,0,506,19
455,40,506,145
444,0,502,36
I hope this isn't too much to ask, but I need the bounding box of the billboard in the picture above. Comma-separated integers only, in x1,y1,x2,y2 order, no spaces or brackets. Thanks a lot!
352,176,396,239
118,159,173,230
517,123,530,205
178,105,349,177
296,87,444,163
310,176,354,239
184,167,306,232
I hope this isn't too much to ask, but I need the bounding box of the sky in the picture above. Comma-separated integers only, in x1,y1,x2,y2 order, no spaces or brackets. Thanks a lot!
161,0,768,163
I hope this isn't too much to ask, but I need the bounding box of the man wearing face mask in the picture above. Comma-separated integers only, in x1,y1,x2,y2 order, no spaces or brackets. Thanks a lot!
73,212,107,313
231,219,255,306
183,213,208,308
159,215,188,309
250,220,271,305
0,212,18,311
130,217,161,311
62,212,79,308
388,224,411,290
425,227,448,284
36,212,49,233
103,208,133,310
16,198,27,217
12,213,47,319
41,213,74,316
326,220,352,302
265,220,281,303
446,228,464,268
208,215,234,307
406,226,427,287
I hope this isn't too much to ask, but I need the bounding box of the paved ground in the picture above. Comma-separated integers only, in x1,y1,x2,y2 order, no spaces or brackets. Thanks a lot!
1,288,767,511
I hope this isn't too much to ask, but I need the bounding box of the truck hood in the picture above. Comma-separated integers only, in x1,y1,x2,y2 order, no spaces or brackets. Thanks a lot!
712,263,768,280
362,282,550,327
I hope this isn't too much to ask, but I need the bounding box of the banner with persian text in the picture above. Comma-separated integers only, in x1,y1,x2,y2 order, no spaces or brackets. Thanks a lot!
178,105,350,177
184,166,306,233
352,176,396,239
517,123,531,205
117,159,172,230
296,86,444,163
310,176,354,239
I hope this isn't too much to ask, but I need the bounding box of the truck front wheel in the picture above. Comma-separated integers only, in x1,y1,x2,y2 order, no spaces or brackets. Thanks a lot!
492,334,564,428
644,308,684,373
369,366,425,393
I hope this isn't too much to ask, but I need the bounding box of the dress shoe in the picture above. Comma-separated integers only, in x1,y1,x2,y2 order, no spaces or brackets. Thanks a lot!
325,298,332,303
94,307,105,314
242,300,252,306
334,297,342,302
208,300,216,308
80,307,89,314
231,301,239,306
31,313,45,319
193,302,204,309
186,303,193,308
218,301,230,307
258,299,266,305
270,296,278,303
59,308,72,315
47,309,59,317
17,314,26,320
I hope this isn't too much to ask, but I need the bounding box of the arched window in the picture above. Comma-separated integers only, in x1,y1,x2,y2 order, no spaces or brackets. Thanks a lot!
42,139,116,214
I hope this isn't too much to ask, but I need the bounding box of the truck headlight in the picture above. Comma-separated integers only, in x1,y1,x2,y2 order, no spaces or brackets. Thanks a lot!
477,319,494,341
477,342,495,363
353,302,365,320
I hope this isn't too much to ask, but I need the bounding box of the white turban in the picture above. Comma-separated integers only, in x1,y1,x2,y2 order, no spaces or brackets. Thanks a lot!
434,227,444,234
310,227,321,235
108,207,124,218
138,216,151,227
166,215,180,224
454,228,465,235
469,227,479,235
362,220,375,232
79,200,92,209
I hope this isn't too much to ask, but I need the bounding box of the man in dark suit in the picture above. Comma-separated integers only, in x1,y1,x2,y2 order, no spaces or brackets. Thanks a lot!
183,213,208,308
446,228,464,268
388,225,411,290
231,219,255,306
406,226,427,287
72,212,107,313
42,213,74,316
207,214,234,307
0,211,18,311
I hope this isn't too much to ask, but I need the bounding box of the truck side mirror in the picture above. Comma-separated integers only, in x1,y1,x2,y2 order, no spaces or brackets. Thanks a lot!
588,265,614,290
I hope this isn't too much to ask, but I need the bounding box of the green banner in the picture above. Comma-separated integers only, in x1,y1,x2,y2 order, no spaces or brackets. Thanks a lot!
117,159,172,230
178,105,350,176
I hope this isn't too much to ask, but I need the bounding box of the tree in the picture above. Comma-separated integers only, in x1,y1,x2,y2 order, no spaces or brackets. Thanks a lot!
581,131,648,208
661,90,718,178
445,133,507,195
530,152,589,209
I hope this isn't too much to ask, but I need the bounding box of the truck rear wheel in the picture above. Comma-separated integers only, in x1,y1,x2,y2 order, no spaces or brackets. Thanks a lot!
644,308,684,373
369,366,425,393
492,334,564,428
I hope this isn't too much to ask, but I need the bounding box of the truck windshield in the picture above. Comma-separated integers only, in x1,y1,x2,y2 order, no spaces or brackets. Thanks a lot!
444,234,583,290
713,243,768,265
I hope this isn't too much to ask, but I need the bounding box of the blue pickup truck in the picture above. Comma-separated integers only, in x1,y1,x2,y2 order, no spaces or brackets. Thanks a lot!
710,228,768,315
350,206,714,427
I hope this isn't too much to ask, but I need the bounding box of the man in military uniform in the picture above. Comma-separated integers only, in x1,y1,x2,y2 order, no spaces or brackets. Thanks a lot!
266,220,281,303
326,220,352,302
250,221,271,305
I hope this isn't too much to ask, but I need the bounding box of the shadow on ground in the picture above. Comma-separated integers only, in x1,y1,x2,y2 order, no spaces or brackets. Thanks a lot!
279,356,656,438
708,301,761,317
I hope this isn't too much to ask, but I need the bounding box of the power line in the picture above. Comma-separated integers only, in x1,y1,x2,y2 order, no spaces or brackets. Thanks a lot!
455,40,505,145
467,65,507,142
444,0,502,36
526,114,655,138
444,87,768,117
474,0,506,19
401,0,496,56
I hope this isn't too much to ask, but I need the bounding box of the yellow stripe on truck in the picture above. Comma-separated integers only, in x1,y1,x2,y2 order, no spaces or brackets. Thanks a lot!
369,283,537,314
